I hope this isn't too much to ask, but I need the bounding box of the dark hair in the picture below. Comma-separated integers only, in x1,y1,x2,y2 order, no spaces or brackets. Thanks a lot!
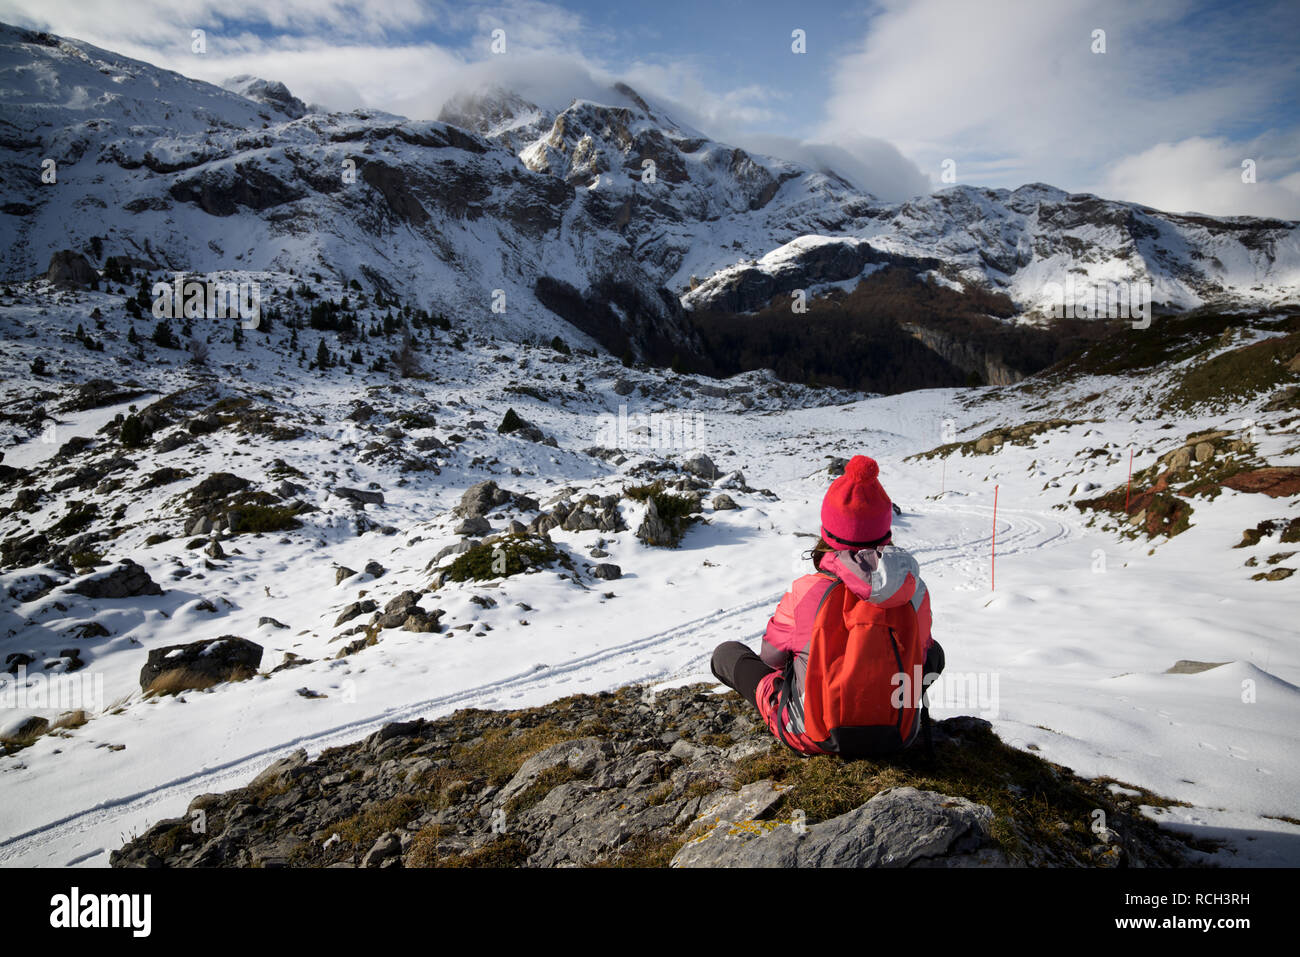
810,534,891,570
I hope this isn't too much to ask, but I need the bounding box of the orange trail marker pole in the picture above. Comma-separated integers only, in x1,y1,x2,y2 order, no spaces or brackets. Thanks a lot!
1124,448,1134,512
991,484,999,591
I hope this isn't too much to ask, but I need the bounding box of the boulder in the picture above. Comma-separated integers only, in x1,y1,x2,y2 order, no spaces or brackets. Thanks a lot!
333,487,384,507
69,560,164,599
46,250,97,287
335,600,377,627
456,480,509,518
56,436,94,458
138,636,263,691
636,497,691,548
1164,446,1192,472
672,787,994,868
455,517,491,537
682,452,719,481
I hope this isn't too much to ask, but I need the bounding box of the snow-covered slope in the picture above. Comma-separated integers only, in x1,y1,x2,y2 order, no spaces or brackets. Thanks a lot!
0,270,1297,867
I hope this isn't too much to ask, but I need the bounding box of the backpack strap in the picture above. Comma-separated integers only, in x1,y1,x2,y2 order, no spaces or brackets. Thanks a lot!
774,577,842,754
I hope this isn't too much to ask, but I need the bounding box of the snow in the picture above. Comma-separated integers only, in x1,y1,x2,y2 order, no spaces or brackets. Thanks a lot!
0,279,1296,869
0,22,1296,869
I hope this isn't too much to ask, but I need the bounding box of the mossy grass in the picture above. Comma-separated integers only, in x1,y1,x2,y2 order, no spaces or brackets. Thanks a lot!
442,532,564,582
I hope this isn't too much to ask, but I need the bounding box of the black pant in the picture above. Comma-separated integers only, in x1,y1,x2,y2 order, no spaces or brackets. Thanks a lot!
711,641,778,711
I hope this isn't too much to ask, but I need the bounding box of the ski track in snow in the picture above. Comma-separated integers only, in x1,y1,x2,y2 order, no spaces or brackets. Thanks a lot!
0,498,1069,865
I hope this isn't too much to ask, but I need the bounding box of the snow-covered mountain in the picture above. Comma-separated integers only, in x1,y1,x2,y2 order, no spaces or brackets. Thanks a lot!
3,22,1297,372
2,19,1299,874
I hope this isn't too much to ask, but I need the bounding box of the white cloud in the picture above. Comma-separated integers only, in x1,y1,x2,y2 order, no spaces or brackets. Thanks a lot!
1094,135,1300,219
737,135,930,202
817,0,1300,214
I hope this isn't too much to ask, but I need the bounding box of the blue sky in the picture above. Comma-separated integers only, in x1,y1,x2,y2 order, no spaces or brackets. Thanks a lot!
2,0,1297,215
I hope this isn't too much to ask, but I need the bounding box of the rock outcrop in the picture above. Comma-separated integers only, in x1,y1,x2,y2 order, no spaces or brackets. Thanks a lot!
69,559,164,599
138,636,263,691
110,683,1200,869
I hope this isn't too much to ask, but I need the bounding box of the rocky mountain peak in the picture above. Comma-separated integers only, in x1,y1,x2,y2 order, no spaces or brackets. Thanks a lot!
223,75,309,119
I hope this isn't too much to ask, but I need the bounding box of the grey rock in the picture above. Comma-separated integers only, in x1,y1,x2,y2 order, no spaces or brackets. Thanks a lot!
138,635,263,692
682,453,719,481
69,560,164,599
46,250,96,287
455,517,491,537
498,737,612,805
672,787,994,868
362,831,402,868
636,497,691,548
456,480,507,518
334,487,384,507
334,600,377,626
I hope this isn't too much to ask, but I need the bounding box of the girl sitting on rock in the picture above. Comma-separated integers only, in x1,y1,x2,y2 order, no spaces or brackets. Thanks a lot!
711,455,944,757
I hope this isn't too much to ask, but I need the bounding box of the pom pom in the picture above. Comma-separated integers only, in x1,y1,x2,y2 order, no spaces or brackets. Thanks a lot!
846,455,879,481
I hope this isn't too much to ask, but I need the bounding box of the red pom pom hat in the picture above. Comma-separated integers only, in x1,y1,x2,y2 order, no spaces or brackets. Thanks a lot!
820,455,893,548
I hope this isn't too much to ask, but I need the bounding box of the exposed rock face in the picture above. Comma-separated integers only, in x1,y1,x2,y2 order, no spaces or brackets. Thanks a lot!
138,636,263,691
45,250,96,287
902,323,1022,386
109,683,1198,869
635,495,699,548
686,237,950,315
69,559,163,599
223,75,308,119
673,787,997,867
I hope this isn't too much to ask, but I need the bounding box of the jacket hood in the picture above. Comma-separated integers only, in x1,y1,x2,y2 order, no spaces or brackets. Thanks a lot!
820,545,921,609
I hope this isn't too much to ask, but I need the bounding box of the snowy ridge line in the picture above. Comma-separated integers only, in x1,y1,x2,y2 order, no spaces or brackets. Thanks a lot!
0,591,786,864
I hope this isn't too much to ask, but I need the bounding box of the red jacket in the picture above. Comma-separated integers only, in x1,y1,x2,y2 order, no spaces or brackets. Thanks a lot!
755,545,934,754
